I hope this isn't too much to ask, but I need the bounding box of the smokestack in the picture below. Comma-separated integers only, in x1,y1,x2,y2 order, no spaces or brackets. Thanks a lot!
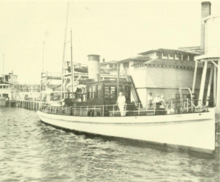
88,54,100,81
103,58,105,63
201,1,211,54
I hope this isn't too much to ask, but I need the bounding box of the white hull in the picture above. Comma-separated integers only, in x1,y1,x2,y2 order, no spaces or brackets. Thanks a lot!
37,109,216,154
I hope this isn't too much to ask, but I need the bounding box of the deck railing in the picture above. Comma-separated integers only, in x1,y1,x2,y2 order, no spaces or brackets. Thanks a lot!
40,98,208,117
166,98,208,113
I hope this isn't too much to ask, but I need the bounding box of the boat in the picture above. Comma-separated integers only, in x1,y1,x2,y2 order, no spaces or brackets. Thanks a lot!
37,53,216,155
0,72,17,106
37,100,215,155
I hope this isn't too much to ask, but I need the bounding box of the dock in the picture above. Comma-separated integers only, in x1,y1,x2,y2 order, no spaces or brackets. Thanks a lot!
11,100,43,111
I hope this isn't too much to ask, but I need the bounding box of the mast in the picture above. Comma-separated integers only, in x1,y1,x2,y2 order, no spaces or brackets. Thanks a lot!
70,30,74,101
40,42,45,103
61,3,70,99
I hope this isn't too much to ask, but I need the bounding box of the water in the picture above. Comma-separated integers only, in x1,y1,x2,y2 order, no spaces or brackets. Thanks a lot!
0,107,219,182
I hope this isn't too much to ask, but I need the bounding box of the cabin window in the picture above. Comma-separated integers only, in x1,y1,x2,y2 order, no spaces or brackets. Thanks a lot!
104,86,116,99
104,87,110,98
93,85,96,98
97,85,102,99
89,86,92,99
110,87,116,98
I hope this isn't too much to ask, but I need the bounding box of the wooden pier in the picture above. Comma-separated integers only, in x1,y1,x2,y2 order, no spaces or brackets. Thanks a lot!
14,100,43,111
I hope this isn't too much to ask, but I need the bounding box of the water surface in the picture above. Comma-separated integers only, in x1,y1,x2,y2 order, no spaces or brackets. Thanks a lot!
0,108,219,182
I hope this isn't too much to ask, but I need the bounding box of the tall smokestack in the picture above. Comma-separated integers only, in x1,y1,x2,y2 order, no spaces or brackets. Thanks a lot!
201,1,211,54
88,54,100,81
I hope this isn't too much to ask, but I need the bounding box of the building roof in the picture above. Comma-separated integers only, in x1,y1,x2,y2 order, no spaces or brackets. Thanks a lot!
178,46,201,54
138,48,199,56
121,55,205,69
119,55,152,63
144,58,204,69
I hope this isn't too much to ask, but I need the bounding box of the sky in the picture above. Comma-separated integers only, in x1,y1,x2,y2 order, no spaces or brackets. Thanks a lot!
0,0,219,84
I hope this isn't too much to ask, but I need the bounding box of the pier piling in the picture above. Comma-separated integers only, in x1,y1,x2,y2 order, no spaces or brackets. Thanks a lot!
13,100,43,111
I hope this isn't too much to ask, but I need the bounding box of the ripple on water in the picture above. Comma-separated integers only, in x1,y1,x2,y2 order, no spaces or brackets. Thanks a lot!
0,108,219,182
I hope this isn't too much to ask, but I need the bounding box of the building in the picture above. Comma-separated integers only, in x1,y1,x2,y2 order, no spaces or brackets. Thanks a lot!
118,48,206,107
194,2,220,109
115,1,220,109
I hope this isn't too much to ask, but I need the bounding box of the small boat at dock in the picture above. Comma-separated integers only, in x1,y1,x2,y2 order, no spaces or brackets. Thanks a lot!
37,77,216,155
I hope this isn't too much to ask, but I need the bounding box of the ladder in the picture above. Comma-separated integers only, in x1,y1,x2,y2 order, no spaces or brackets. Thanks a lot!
126,75,143,108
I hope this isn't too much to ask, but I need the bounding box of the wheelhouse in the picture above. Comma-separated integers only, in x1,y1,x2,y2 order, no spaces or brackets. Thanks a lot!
85,80,131,105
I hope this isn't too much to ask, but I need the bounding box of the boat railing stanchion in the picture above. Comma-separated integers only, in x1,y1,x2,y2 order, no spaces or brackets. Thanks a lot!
80,106,82,116
138,103,140,115
186,98,189,112
102,105,104,116
154,103,156,115
94,105,96,116
113,104,115,116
